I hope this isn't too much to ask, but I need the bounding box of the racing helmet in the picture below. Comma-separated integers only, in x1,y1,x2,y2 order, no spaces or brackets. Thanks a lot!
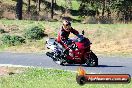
62,20,71,31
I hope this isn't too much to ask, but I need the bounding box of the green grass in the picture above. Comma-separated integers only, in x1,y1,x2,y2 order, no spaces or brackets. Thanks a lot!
0,45,7,52
0,68,131,88
0,20,132,56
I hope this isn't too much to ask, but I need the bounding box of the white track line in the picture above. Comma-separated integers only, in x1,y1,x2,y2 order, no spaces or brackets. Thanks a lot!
0,64,97,74
0,64,32,68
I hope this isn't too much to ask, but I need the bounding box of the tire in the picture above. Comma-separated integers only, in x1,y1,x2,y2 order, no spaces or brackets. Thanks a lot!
85,51,98,67
59,58,66,66
76,75,86,85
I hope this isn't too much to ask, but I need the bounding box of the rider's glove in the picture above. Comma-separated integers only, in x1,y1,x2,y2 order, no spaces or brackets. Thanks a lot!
66,40,72,45
77,34,82,38
77,34,84,42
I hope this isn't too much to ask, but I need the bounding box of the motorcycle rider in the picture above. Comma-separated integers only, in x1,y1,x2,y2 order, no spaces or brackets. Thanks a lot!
55,20,81,64
57,20,80,47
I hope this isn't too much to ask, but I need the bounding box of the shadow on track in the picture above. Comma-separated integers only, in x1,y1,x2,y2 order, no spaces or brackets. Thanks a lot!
98,65,124,67
63,64,124,67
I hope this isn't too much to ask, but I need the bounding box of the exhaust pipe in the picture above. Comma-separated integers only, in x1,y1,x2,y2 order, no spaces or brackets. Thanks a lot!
46,52,57,61
46,52,53,58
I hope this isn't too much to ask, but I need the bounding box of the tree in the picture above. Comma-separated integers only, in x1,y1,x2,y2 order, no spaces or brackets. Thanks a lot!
16,0,23,20
65,0,72,14
51,0,54,19
77,0,132,23
108,0,132,23
101,0,106,17
78,0,98,16
27,0,30,13
37,0,41,12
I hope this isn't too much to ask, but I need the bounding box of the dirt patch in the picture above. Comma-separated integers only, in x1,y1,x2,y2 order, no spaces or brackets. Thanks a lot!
2,11,16,20
0,24,6,30
5,24,20,32
0,66,26,76
0,24,20,33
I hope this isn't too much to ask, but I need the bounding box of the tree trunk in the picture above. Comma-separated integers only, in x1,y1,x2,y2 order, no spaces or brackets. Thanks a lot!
102,0,105,17
27,0,30,13
51,0,54,19
54,0,56,9
102,8,105,17
107,0,111,18
35,0,37,12
37,0,41,12
16,0,23,20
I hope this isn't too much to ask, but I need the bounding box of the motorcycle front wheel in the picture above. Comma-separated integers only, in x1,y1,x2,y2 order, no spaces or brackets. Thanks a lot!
85,51,98,67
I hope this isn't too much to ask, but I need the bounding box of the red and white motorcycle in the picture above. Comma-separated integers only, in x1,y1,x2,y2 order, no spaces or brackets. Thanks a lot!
46,31,98,67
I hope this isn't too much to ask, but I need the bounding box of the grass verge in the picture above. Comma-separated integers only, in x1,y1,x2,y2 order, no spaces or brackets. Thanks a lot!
0,67,132,88
0,20,132,56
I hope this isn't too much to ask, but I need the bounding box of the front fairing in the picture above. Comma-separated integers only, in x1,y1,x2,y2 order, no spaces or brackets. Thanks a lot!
74,38,91,49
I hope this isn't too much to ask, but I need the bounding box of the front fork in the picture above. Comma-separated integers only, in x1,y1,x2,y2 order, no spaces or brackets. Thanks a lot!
84,50,92,60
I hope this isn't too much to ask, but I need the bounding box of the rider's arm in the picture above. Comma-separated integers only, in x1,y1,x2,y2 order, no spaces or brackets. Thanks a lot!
60,30,68,44
60,30,72,46
70,28,79,36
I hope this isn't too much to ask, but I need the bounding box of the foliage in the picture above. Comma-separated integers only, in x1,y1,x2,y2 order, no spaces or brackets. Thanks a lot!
1,35,25,46
1,35,11,46
65,0,72,13
1,0,132,23
0,29,5,34
24,26,45,40
0,9,4,19
11,35,25,46
77,0,132,23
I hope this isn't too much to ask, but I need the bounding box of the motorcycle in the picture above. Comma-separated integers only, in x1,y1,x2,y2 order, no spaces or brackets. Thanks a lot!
45,31,98,67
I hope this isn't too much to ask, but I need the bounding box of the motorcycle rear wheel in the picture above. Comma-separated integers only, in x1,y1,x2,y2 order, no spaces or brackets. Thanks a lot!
59,56,67,66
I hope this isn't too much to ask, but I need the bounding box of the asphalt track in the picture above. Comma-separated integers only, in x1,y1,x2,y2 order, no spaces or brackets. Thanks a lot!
0,52,132,76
